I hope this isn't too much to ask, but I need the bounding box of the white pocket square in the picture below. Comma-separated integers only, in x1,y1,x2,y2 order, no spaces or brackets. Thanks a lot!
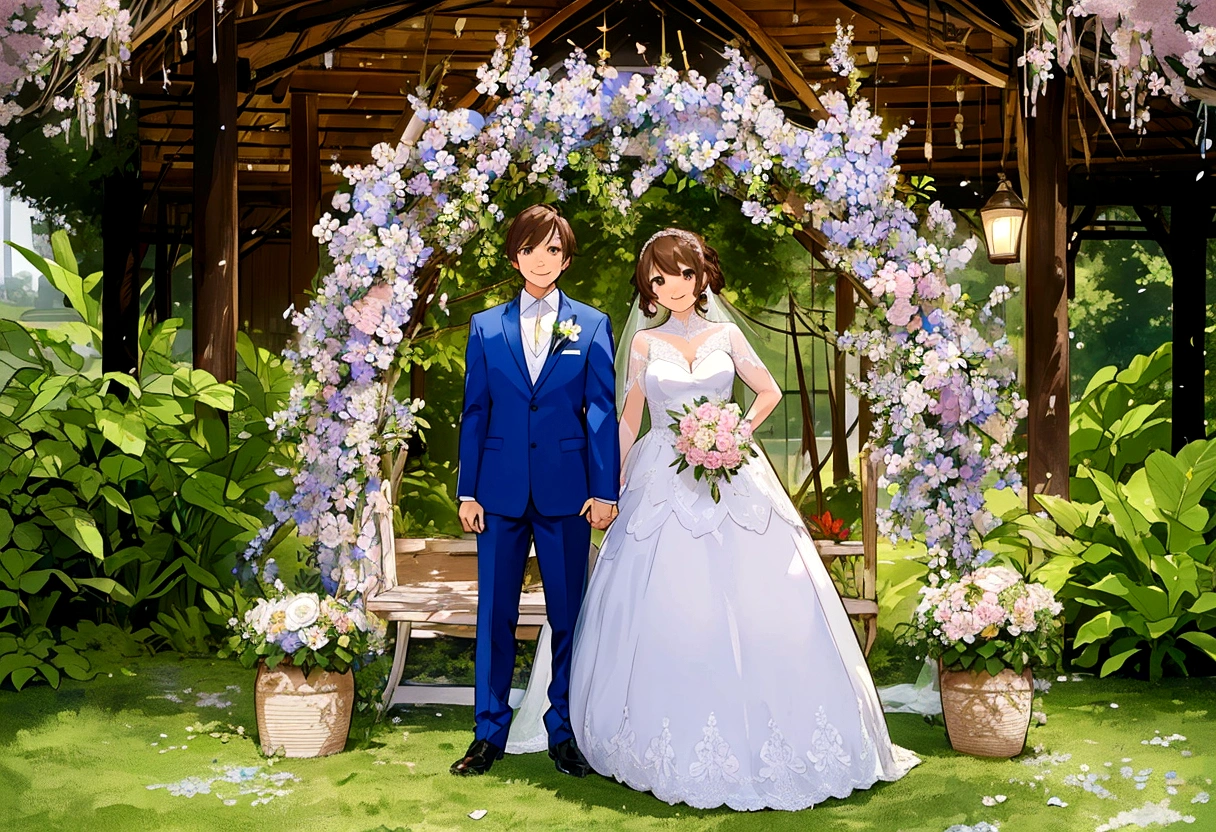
561,349,581,355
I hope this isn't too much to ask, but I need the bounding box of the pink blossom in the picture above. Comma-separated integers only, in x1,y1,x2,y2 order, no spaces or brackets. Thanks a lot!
679,415,698,437
704,451,723,470
687,447,707,466
886,298,916,327
695,402,719,421
718,410,740,431
715,431,736,452
721,449,743,468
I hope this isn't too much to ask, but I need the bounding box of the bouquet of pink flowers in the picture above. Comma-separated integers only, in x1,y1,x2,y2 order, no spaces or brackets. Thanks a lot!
668,396,758,502
900,566,1064,676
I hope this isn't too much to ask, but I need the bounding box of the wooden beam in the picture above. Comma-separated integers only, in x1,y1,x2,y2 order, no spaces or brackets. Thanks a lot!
291,92,321,310
1168,200,1210,450
1024,74,1070,502
835,0,1010,89
682,0,827,119
251,0,490,90
193,7,240,384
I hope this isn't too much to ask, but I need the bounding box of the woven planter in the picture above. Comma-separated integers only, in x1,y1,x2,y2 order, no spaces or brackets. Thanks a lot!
939,662,1034,758
255,660,354,758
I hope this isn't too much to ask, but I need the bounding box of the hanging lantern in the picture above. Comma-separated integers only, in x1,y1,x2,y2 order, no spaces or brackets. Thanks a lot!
979,173,1027,264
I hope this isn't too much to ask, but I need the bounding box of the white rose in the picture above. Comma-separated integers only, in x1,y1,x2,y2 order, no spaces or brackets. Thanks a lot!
283,594,321,631
246,599,275,635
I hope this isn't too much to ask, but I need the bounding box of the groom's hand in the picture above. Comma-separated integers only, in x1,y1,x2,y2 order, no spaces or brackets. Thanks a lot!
584,499,618,530
459,500,486,534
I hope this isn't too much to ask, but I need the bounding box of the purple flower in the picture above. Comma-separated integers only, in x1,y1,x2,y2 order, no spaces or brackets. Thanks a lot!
279,631,304,653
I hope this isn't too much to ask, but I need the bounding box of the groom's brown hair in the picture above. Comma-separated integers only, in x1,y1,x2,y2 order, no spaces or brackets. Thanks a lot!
505,204,578,268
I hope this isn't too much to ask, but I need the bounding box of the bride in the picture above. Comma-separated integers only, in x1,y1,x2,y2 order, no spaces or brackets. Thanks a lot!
510,228,920,811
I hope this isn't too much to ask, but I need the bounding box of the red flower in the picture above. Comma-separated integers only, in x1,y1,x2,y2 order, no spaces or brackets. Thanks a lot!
805,510,852,541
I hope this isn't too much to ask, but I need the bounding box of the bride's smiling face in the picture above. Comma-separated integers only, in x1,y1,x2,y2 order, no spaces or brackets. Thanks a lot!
649,261,699,314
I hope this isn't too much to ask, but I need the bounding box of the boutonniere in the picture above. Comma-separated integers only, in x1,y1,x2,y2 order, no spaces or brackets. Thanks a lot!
554,318,581,343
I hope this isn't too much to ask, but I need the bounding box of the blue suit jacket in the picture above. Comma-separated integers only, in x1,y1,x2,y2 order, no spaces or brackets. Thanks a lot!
457,292,620,518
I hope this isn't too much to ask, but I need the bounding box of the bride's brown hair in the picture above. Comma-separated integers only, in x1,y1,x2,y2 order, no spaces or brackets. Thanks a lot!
633,229,725,318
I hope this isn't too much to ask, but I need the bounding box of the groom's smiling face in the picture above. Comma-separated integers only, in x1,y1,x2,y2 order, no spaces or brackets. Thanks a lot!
512,228,570,294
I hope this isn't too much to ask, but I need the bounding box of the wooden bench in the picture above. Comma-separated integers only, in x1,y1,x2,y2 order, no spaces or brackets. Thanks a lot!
365,535,598,712
366,453,880,710
813,452,880,655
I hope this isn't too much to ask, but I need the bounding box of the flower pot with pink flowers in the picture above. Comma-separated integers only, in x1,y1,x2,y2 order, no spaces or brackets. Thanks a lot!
900,566,1064,758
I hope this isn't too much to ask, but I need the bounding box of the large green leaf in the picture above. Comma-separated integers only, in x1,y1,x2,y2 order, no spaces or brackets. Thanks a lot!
172,368,236,411
44,507,105,560
1146,442,1216,544
100,454,146,484
1099,648,1141,677
95,409,148,456
1178,631,1216,661
1189,593,1216,615
1075,610,1120,646
1150,553,1199,612
1083,467,1151,563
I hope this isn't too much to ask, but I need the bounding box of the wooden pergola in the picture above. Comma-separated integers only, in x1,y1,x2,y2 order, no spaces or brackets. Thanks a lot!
111,0,1214,502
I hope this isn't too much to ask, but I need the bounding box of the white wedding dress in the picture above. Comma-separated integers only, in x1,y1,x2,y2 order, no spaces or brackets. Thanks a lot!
554,314,919,811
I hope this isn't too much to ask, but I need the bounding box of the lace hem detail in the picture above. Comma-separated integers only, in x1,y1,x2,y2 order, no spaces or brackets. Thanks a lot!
582,709,920,812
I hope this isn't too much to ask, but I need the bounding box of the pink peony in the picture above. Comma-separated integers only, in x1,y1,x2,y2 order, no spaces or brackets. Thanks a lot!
715,431,736,452
675,437,691,454
738,421,754,440
721,449,743,468
679,415,698,436
704,451,723,470
687,447,707,466
719,410,740,431
695,402,719,421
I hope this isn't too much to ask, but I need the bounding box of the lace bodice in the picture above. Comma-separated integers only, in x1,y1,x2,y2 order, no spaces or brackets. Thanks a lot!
615,314,801,540
624,316,769,438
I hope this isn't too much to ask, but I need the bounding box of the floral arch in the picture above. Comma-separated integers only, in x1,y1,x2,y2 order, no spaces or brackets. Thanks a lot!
247,21,1026,603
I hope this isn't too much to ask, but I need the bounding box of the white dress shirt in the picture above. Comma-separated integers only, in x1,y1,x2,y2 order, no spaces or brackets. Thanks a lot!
520,287,560,384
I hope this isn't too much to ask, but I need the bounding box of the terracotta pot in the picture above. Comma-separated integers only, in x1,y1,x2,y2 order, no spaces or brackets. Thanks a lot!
254,660,354,758
939,661,1034,758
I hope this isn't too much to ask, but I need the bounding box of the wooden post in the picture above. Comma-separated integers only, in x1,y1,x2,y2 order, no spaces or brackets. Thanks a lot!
290,92,320,311
833,275,854,481
192,7,239,383
1169,200,1209,450
153,196,172,324
102,165,142,378
1024,75,1070,502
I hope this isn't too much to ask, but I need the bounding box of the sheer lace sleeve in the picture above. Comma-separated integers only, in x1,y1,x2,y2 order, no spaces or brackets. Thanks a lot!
727,323,782,428
624,331,650,396
618,332,650,482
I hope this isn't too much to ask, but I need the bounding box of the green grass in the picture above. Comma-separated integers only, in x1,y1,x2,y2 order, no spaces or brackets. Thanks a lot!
0,654,1213,832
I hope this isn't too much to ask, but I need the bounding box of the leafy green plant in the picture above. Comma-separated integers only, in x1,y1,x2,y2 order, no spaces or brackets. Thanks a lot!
996,442,1216,681
0,231,294,689
1069,342,1172,501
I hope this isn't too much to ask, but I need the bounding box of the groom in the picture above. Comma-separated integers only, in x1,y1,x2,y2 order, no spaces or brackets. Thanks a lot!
452,204,619,777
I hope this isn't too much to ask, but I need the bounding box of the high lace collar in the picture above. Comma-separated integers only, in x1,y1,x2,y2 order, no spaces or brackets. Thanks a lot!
656,311,711,340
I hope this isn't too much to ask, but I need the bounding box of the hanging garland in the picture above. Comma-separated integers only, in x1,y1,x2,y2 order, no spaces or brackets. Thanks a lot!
249,20,1025,600
1020,2,1216,148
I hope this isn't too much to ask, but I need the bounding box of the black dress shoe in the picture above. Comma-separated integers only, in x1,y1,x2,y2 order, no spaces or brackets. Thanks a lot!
450,739,504,776
548,738,591,777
